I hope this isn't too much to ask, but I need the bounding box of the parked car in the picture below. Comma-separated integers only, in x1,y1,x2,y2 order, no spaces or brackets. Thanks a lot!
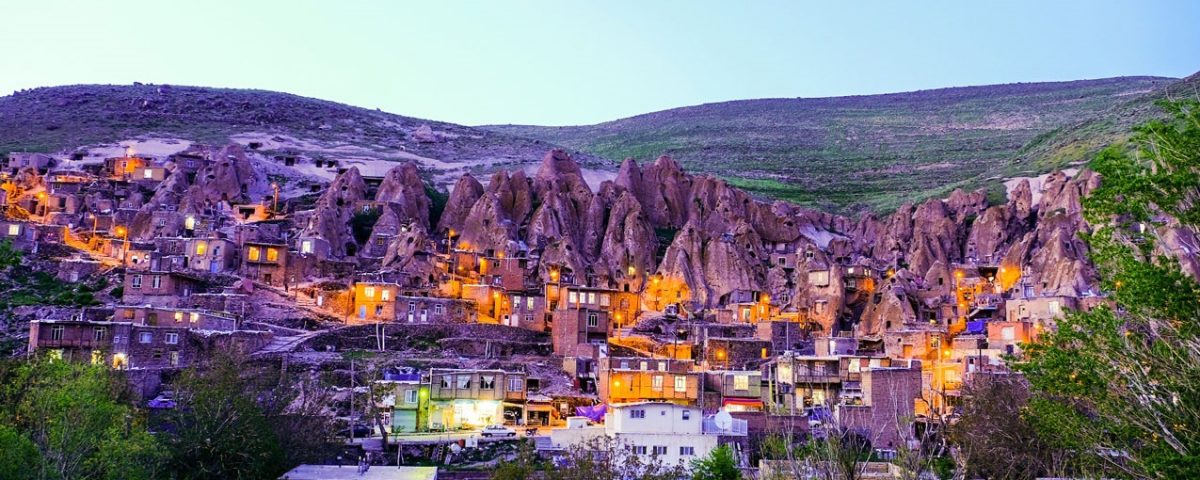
480,424,516,437
338,423,374,437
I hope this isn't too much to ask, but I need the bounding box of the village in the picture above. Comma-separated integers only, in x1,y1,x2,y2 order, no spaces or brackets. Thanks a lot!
4,138,1124,477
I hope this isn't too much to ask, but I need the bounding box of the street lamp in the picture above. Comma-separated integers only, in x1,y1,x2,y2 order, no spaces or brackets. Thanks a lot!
114,226,128,266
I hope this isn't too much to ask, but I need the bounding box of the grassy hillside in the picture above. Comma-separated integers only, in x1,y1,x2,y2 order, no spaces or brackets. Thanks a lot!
0,84,603,173
486,76,1178,213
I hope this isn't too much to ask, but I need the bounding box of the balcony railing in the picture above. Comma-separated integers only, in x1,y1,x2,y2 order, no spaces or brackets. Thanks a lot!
701,417,748,436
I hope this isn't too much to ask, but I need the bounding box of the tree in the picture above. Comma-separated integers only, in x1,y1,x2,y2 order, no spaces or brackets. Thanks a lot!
491,441,543,480
691,444,741,480
0,424,43,480
1017,99,1200,479
948,374,1065,479
0,359,166,480
161,353,287,479
546,436,688,480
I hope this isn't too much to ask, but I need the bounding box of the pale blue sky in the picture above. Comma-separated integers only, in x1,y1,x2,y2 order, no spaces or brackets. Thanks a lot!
1,0,1196,126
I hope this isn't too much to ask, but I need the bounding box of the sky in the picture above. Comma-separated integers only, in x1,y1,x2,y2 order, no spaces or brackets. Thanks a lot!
1,0,1197,126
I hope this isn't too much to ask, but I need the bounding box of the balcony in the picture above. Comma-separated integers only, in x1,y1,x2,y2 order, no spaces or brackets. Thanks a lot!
702,416,748,436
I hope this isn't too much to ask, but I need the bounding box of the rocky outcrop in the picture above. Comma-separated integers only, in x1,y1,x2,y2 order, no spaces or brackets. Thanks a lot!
437,173,484,234
374,161,431,229
303,167,367,257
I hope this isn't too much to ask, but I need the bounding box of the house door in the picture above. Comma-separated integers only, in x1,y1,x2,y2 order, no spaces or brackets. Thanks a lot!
420,309,428,322
210,262,219,273
359,306,367,319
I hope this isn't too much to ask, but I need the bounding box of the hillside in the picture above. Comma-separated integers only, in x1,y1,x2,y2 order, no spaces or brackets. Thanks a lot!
0,84,606,186
486,76,1177,212
1009,71,1200,176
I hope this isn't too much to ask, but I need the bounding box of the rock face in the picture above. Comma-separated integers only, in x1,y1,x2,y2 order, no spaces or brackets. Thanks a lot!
437,173,484,234
130,144,262,239
303,167,367,258
374,161,431,229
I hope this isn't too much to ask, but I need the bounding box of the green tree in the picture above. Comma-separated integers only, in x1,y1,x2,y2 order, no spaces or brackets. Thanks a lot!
0,359,166,480
1017,99,1200,479
691,444,741,480
162,353,288,480
0,424,43,480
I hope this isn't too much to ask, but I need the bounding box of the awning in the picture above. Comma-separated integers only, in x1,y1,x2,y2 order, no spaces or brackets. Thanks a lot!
722,398,763,408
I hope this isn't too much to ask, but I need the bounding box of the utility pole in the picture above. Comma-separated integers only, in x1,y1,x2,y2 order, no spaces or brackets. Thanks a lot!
350,359,356,443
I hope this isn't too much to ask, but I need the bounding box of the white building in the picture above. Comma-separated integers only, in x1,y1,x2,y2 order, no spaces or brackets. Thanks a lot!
548,402,747,469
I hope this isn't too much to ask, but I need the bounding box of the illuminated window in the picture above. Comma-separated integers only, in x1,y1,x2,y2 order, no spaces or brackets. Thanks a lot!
674,375,687,393
266,248,279,262
190,312,199,323
184,215,196,230
527,297,534,309
1048,301,1061,315
734,374,749,391
301,240,313,254
195,242,207,256
651,375,663,391
174,311,183,322
91,350,103,365
143,169,153,179
599,294,610,307
169,351,179,366
165,332,179,345
364,286,376,299
48,349,63,361
568,291,577,304
587,292,596,305
6,224,19,236
247,247,261,261
381,289,390,301
587,313,598,328
512,295,522,309
508,377,523,392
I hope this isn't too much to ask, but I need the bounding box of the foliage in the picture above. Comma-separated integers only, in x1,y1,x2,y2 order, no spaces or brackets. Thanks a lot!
350,206,383,245
1015,99,1200,479
0,359,166,480
426,184,449,230
491,441,544,480
162,350,290,477
0,238,23,270
948,374,1061,479
0,424,44,480
691,444,740,480
545,435,688,480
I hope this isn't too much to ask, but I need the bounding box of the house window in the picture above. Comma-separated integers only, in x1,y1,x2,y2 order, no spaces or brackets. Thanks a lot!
651,375,664,391
184,215,196,230
587,313,598,328
434,304,444,315
630,409,646,419
599,294,610,307
93,327,107,341
405,389,419,404
632,445,647,455
91,350,103,365
674,375,687,393
408,302,416,313
480,375,495,389
248,247,261,261
439,376,451,388
527,297,534,309
680,446,695,456
364,286,376,299
1049,301,1062,315
169,351,180,367
587,292,596,305
734,374,750,391
568,291,577,304
50,325,64,341
139,332,153,344
374,305,383,316
300,240,313,254
682,410,691,420
165,332,179,345
189,312,199,323
652,446,667,456
456,375,471,389
508,377,524,392
131,275,143,288
174,311,183,322
266,248,279,262
381,289,390,301
195,242,207,255
1001,326,1016,341
151,275,162,289
143,168,153,179
513,295,522,310
6,224,19,236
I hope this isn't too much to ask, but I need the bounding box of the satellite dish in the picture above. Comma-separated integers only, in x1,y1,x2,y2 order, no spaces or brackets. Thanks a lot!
714,409,733,431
